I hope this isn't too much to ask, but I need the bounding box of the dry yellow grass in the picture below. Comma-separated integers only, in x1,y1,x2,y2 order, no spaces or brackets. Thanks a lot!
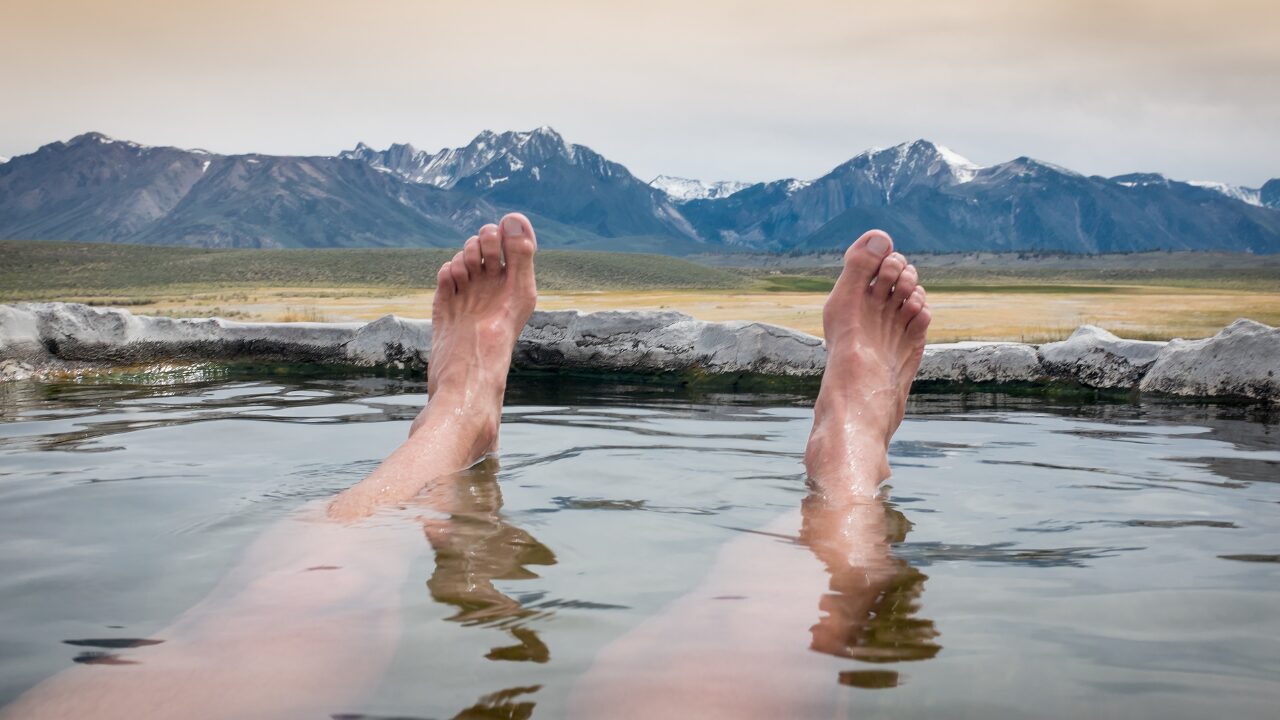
73,284,1280,343
277,306,331,323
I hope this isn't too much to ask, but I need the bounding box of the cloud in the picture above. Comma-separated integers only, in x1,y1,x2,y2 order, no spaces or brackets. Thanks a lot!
1,0,1276,185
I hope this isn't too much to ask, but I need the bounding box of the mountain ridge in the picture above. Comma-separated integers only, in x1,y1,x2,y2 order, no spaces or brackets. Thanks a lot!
1,130,1277,254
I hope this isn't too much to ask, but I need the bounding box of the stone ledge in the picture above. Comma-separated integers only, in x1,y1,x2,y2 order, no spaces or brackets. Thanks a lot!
1,303,1276,401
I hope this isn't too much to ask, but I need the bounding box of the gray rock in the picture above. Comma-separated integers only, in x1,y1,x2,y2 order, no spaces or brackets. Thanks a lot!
1039,325,1165,389
2,302,1277,401
0,305,44,364
10,302,361,366
514,310,825,376
0,304,828,379
917,341,1045,384
1139,319,1280,401
348,315,432,367
692,320,826,376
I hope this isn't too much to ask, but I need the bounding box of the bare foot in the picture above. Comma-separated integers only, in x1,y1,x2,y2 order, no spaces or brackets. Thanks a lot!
329,214,537,521
804,229,930,494
5,216,541,720
411,213,539,457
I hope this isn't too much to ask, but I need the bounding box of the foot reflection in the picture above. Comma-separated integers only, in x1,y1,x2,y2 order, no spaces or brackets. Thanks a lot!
800,482,940,675
451,684,541,720
418,459,556,665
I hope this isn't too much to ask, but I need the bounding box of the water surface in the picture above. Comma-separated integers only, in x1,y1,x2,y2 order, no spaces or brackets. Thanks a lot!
0,376,1277,718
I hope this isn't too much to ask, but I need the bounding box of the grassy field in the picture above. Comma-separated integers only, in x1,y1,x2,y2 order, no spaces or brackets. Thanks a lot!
0,240,746,296
3,240,1277,342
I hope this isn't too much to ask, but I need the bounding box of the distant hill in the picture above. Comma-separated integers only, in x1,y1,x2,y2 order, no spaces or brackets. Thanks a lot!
1,129,1277,253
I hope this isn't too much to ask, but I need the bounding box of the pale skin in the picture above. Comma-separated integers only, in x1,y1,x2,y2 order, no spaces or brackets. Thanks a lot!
569,229,932,718
1,214,539,720
1,220,931,719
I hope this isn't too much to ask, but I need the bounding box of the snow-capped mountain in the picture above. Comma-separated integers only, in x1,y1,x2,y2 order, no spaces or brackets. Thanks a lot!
339,127,577,189
1,130,1277,253
338,141,436,184
650,175,752,202
1187,180,1262,207
0,131,496,248
341,127,580,189
1111,174,1269,208
680,139,1280,253
341,127,698,243
680,140,993,248
841,140,989,199
849,140,986,192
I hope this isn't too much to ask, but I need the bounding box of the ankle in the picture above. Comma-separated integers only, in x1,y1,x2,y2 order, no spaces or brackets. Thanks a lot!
810,398,893,449
804,422,891,496
410,388,502,453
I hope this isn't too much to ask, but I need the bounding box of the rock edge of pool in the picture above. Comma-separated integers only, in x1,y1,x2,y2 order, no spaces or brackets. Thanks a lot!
1,302,1277,402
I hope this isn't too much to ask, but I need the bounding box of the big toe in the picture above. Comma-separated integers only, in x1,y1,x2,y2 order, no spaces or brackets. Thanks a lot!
500,213,538,277
838,230,894,292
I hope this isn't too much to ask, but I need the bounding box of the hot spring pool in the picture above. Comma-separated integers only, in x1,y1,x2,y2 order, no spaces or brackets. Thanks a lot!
0,375,1277,718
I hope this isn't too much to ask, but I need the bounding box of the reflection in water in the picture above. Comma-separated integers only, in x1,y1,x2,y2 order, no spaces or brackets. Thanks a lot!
451,685,541,720
5,376,1279,717
800,481,940,686
420,460,556,660
417,460,556,714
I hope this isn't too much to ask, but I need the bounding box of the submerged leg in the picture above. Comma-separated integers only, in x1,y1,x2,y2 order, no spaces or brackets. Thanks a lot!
1,215,540,720
801,230,934,660
571,230,932,718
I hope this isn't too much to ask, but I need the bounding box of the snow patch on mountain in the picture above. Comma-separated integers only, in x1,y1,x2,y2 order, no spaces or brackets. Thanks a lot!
650,175,751,202
74,132,144,149
1188,180,1262,207
341,126,581,190
935,144,982,183
842,140,987,202
784,179,811,193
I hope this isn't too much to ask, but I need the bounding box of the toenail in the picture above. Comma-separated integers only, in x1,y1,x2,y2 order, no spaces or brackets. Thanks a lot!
503,218,523,236
866,234,889,255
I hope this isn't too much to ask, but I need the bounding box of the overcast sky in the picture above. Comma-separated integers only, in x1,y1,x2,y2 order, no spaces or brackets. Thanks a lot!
2,0,1276,186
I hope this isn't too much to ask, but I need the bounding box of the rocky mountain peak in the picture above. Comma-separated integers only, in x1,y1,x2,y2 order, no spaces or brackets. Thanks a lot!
1002,156,1082,177
338,142,377,162
66,132,148,151
1111,172,1169,187
489,126,573,162
831,138,986,203
69,131,113,145
1261,179,1280,209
